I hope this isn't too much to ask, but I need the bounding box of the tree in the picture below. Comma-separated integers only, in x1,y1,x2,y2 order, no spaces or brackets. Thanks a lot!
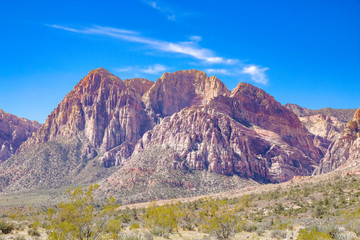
143,202,181,237
199,196,251,240
47,185,120,240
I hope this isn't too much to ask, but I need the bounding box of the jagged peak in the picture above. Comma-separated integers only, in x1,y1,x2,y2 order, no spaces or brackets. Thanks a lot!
88,67,112,75
73,68,124,94
231,82,276,103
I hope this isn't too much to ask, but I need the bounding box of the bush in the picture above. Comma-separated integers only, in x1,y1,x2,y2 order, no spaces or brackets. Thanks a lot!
46,185,119,240
0,219,14,234
242,222,257,232
199,196,250,240
297,228,333,240
256,228,265,236
130,222,140,230
28,228,41,236
118,232,143,240
143,202,180,236
271,229,287,239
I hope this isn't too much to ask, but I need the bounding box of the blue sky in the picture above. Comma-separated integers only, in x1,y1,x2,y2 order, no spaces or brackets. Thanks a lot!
0,0,359,123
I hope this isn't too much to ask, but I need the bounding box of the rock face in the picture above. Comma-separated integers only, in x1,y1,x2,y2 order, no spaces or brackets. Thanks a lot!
316,108,360,174
20,68,154,167
0,68,327,194
285,103,356,122
285,103,357,154
143,70,230,121
0,109,40,162
134,82,322,183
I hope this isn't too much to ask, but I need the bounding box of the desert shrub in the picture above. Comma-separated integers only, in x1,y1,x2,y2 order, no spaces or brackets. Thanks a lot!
178,208,196,230
0,219,14,234
118,231,143,240
143,202,180,237
46,184,119,240
28,228,41,236
242,222,257,232
14,236,26,240
256,228,265,236
199,196,250,240
130,222,140,230
142,231,154,240
271,229,287,239
105,218,123,238
30,220,41,230
297,228,333,240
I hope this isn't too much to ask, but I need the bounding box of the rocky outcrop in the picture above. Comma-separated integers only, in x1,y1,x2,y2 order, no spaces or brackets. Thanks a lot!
316,108,360,174
133,82,322,183
0,68,329,194
124,78,154,97
285,103,356,122
285,103,356,154
0,109,40,162
19,68,154,167
143,70,230,121
299,114,346,153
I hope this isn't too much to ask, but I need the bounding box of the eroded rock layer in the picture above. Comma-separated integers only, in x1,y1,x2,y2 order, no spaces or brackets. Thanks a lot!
0,109,40,162
316,108,360,174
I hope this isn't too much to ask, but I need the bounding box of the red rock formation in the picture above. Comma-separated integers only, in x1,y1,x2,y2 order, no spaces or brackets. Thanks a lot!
316,108,360,174
19,68,154,166
1,68,326,192
143,70,230,120
285,103,356,155
0,109,40,162
124,78,154,97
133,82,322,183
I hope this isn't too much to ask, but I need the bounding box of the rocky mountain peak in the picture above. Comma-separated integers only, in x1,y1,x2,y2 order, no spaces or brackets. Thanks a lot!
74,67,125,95
143,69,230,118
0,109,41,162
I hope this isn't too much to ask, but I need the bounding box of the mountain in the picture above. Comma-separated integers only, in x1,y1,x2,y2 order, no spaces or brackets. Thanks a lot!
285,103,356,122
0,109,40,162
0,68,323,195
285,103,357,154
315,108,360,174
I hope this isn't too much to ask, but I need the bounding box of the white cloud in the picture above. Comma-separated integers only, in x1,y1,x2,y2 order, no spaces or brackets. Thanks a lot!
189,35,202,42
205,69,232,75
47,24,235,64
115,64,169,75
142,0,177,21
242,65,269,84
141,64,168,74
48,24,269,84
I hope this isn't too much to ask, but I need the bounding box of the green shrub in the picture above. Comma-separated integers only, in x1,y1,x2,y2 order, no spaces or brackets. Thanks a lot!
28,228,41,236
143,202,180,236
0,219,14,234
130,222,140,230
297,228,333,240
271,229,287,239
256,228,265,236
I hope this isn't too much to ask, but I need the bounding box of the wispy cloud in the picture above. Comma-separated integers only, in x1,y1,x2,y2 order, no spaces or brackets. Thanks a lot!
142,0,176,21
242,65,269,84
142,64,168,74
47,24,235,64
48,24,269,84
189,35,202,42
205,68,232,75
116,64,170,75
